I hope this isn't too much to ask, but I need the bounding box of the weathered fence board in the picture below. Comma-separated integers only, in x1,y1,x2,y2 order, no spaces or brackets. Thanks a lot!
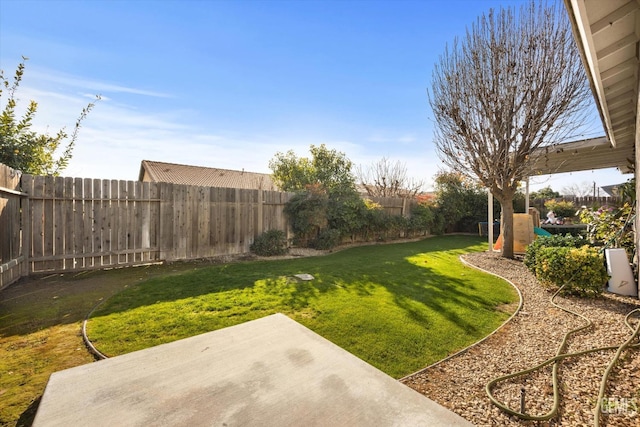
0,164,25,289
81,178,93,269
1,165,409,286
15,176,296,272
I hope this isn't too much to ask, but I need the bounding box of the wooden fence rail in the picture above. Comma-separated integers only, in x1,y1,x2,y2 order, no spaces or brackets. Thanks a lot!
0,163,416,290
0,166,296,289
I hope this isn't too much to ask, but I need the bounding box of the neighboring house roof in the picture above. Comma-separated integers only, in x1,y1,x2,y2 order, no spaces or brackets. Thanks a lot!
138,160,279,191
600,183,628,198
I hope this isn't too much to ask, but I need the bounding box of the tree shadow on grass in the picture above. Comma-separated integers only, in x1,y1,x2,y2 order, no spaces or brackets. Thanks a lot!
0,235,508,425
0,262,208,339
86,236,511,337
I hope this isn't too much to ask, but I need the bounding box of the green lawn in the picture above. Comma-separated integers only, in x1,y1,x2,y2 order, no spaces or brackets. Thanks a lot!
87,235,518,378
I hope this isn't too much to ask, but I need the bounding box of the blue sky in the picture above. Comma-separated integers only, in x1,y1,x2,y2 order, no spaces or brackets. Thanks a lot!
0,0,629,194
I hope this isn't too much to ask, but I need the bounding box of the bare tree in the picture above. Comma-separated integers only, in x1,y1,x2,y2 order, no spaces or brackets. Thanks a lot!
429,1,591,258
561,181,593,197
357,157,424,198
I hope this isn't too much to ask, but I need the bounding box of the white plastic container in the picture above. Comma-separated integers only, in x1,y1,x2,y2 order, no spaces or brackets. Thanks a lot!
604,248,638,297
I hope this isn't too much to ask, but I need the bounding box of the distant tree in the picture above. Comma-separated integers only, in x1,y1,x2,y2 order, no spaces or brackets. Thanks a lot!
270,144,362,248
531,186,560,200
269,144,356,194
356,157,424,198
561,181,593,197
429,1,590,258
0,57,99,175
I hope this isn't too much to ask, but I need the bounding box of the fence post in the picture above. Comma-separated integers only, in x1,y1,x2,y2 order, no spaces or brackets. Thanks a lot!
158,182,174,261
257,189,263,236
21,177,31,278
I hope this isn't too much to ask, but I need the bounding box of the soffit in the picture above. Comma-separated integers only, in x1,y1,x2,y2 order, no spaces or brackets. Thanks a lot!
556,0,639,174
528,136,634,175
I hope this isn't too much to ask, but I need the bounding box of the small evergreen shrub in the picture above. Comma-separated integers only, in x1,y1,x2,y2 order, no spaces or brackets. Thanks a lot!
535,245,608,296
284,187,329,243
408,203,435,235
523,234,584,273
311,228,341,250
250,230,288,256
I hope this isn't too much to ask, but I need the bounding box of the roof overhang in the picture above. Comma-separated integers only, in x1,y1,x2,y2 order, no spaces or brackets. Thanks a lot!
552,0,639,174
528,135,634,175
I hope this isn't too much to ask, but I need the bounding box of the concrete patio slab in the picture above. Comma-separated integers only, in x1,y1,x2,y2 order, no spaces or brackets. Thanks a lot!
33,313,472,426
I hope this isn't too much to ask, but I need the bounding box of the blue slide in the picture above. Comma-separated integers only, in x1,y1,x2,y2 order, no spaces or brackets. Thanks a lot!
534,227,552,236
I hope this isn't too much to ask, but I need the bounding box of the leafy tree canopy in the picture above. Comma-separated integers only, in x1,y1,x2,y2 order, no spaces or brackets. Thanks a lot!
0,57,99,175
269,144,356,194
531,186,560,200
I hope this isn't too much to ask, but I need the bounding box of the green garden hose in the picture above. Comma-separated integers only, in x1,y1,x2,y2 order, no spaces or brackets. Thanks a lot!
593,308,640,426
486,284,640,423
487,205,639,423
486,283,590,421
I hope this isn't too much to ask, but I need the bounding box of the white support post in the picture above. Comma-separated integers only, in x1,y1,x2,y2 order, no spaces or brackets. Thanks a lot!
488,190,494,252
525,178,530,213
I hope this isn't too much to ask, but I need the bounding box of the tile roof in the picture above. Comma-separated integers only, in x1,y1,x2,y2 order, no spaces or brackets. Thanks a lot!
139,160,279,191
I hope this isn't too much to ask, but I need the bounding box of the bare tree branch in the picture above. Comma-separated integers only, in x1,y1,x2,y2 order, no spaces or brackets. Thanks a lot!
357,157,424,198
561,181,594,197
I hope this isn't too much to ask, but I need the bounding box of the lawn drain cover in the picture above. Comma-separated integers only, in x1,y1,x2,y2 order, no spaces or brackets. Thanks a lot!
294,273,314,281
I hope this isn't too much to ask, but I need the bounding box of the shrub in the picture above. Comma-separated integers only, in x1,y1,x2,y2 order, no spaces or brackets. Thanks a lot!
250,230,288,256
327,191,368,237
523,234,584,273
362,201,389,239
534,245,608,296
544,199,577,219
311,228,342,250
432,171,488,233
284,186,329,245
579,203,635,258
408,203,435,235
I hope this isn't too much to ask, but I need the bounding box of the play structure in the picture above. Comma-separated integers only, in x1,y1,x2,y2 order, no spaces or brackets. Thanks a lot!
490,209,638,298
492,210,551,253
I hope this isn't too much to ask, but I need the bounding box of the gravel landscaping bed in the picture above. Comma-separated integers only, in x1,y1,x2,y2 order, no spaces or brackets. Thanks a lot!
401,251,640,426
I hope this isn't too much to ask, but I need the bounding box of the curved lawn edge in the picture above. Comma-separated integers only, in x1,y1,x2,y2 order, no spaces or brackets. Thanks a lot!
399,253,524,381
83,236,518,376
82,299,109,360
81,236,443,360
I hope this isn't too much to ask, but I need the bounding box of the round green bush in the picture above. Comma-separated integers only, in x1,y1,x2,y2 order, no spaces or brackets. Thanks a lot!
523,234,585,273
250,230,288,256
535,245,608,296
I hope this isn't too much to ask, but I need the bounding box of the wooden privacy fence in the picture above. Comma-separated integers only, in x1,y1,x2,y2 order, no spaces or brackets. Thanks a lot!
0,163,416,290
367,196,413,217
0,165,27,289
1,168,293,289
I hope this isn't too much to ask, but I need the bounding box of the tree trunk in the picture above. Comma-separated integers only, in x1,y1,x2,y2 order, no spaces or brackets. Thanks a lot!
500,198,515,259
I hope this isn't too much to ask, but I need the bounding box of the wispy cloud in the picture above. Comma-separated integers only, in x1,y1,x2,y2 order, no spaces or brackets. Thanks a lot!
29,68,172,98
367,132,418,144
5,70,443,190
